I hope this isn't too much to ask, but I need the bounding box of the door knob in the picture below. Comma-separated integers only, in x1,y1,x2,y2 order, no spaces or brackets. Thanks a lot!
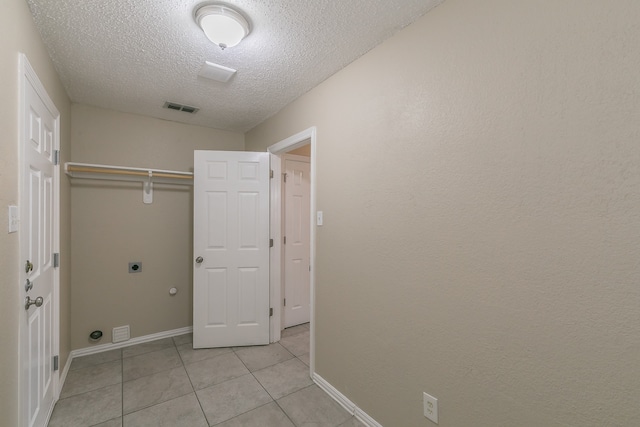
25,296,43,310
25,279,33,292
195,256,204,264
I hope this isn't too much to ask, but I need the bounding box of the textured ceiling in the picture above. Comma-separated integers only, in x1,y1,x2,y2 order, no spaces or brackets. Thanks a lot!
27,0,444,132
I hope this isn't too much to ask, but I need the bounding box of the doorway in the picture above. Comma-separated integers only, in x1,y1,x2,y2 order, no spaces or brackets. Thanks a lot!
268,127,317,374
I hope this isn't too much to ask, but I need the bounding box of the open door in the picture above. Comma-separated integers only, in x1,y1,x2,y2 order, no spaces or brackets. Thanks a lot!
193,150,270,348
283,155,311,327
19,54,59,427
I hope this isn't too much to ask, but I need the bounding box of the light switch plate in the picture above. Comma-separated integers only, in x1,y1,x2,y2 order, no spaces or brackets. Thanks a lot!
316,211,323,226
8,205,18,233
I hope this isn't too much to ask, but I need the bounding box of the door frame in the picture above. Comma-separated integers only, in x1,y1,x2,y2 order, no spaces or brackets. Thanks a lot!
268,126,316,374
18,53,61,426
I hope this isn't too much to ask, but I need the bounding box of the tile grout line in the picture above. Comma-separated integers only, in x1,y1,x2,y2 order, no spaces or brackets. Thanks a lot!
244,331,311,426
68,329,314,426
121,338,199,421
231,344,282,419
226,344,302,426
178,335,211,425
121,348,124,423
270,353,314,427
193,339,306,425
279,324,312,426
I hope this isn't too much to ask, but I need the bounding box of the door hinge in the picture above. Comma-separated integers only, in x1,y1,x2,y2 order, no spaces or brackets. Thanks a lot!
269,238,274,248
53,253,60,268
53,150,60,165
269,307,273,317
283,236,287,245
270,169,274,179
283,173,287,183
284,298,286,307
309,265,311,272
53,355,59,371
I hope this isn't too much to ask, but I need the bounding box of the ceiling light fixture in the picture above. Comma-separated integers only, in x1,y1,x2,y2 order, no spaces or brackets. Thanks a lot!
195,4,250,50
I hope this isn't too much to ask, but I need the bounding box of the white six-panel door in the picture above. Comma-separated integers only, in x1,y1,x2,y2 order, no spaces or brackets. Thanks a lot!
193,151,270,348
283,156,311,328
20,55,59,427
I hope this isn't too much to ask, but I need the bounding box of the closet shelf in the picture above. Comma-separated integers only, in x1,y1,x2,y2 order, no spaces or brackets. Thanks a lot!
64,162,193,184
64,162,193,204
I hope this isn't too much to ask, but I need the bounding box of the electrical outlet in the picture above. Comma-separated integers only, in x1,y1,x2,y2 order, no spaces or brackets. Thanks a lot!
423,392,438,424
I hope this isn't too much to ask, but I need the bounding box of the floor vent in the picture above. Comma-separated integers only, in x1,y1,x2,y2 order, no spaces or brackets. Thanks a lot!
112,325,130,343
163,101,199,114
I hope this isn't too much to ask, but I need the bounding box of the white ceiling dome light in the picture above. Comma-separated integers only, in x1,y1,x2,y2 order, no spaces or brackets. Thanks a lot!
195,4,250,50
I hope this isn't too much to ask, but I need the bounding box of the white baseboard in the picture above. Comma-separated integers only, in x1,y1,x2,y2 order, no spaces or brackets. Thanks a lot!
354,406,384,427
312,372,383,427
58,350,72,395
70,326,193,358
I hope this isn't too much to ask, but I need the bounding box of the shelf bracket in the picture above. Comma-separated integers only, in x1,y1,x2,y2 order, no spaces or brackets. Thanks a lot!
143,170,153,204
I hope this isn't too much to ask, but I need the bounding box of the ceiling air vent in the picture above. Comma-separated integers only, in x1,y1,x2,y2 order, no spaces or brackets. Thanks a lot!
198,61,237,83
163,102,199,114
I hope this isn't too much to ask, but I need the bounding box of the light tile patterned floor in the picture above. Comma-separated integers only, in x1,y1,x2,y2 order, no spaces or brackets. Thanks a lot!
49,323,363,427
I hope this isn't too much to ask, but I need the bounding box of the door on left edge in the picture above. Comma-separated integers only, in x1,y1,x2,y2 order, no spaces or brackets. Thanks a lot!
20,55,59,427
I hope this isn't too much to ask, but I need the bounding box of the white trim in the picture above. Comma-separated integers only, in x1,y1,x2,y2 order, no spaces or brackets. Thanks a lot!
58,352,73,395
267,126,317,374
354,407,385,427
42,400,55,427
269,154,283,343
21,54,60,118
312,373,384,427
313,373,356,414
267,127,315,154
70,326,193,358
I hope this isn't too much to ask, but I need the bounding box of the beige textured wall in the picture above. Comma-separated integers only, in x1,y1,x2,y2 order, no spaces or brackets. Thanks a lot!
246,1,640,426
0,0,72,425
70,104,244,349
